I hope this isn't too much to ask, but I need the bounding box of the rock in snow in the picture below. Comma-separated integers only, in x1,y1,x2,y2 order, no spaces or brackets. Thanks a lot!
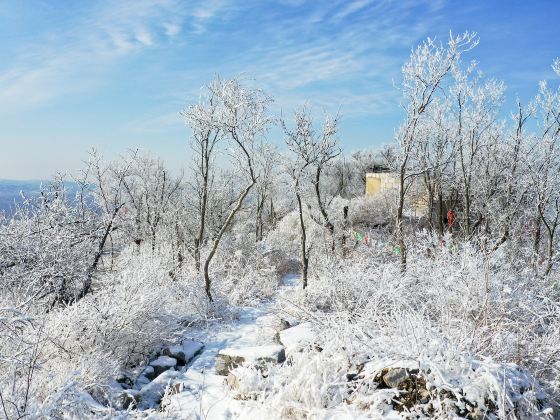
149,355,177,377
162,345,187,364
278,322,317,353
215,345,286,376
162,339,204,365
114,390,140,410
141,365,155,381
134,375,151,390
181,339,204,362
382,367,418,388
137,369,180,410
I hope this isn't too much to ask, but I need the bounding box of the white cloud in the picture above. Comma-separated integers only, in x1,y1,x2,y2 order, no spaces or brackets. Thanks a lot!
0,0,234,110
135,27,154,46
0,0,444,119
191,0,227,20
164,22,181,38
333,0,372,21
222,1,442,117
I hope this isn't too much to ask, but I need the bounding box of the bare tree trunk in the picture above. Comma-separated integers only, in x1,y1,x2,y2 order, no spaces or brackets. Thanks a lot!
255,191,265,242
315,166,335,252
427,187,434,231
268,196,277,230
203,181,255,301
195,175,209,272
437,187,444,236
176,223,184,267
533,212,542,270
540,205,558,276
341,205,349,258
296,190,309,289
396,170,407,271
544,230,555,276
463,184,471,236
77,204,123,302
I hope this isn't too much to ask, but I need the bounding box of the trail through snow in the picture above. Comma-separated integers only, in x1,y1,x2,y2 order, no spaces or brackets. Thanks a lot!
134,274,301,419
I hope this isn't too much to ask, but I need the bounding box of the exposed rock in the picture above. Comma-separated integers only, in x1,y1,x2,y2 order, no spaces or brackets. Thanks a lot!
116,374,133,389
215,354,245,377
181,339,204,362
382,368,416,388
114,390,140,410
133,375,151,390
215,345,286,376
161,339,203,367
418,388,431,404
142,365,156,381
279,322,317,354
150,355,177,377
162,345,187,365
257,315,291,343
137,370,180,410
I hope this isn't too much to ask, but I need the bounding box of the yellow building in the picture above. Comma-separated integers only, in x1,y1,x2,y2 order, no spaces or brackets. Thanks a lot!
365,172,399,196
365,171,430,217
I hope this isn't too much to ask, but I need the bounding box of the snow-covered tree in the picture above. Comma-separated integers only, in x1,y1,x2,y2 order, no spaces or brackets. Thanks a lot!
394,31,478,268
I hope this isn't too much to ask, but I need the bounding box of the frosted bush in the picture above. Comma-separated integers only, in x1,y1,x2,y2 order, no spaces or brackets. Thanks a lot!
349,194,395,228
238,237,559,418
0,247,204,416
211,239,280,306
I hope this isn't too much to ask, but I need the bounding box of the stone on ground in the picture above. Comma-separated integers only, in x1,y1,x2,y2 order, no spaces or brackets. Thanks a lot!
114,389,140,410
181,339,204,362
256,314,291,343
133,375,151,390
137,370,180,410
150,355,177,377
141,365,155,380
215,345,286,376
162,345,187,364
162,339,203,365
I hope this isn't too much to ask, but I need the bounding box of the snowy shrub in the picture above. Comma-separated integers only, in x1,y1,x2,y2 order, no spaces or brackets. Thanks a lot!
265,210,339,269
349,194,395,229
0,247,204,416
211,238,280,306
235,237,559,418
0,182,101,309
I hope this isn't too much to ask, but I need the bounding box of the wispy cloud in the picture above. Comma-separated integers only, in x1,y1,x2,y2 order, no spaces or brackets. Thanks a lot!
215,0,444,116
0,0,234,110
163,22,181,38
332,0,372,21
0,0,445,118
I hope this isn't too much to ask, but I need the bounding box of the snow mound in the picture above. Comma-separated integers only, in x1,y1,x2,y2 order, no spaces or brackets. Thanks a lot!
279,322,317,354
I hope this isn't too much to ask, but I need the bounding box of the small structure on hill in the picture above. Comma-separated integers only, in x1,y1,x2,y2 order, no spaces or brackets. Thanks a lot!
365,168,430,217
365,169,398,197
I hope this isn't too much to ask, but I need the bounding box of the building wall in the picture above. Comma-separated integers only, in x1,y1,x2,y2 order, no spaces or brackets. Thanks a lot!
365,172,399,196
365,172,429,217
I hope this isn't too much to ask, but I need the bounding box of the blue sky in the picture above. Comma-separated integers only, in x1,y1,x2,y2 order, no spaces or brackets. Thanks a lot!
0,0,558,179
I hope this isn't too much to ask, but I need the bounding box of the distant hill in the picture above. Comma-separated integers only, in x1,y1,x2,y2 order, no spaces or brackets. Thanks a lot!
0,179,46,215
0,180,97,217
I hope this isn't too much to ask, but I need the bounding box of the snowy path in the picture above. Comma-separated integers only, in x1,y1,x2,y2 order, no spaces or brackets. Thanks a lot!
140,275,300,419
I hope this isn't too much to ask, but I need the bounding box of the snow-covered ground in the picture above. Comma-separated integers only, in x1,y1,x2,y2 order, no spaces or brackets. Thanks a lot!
128,274,301,419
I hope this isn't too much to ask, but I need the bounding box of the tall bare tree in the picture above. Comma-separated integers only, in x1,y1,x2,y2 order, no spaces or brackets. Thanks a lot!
183,77,272,300
281,107,339,287
395,31,477,269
